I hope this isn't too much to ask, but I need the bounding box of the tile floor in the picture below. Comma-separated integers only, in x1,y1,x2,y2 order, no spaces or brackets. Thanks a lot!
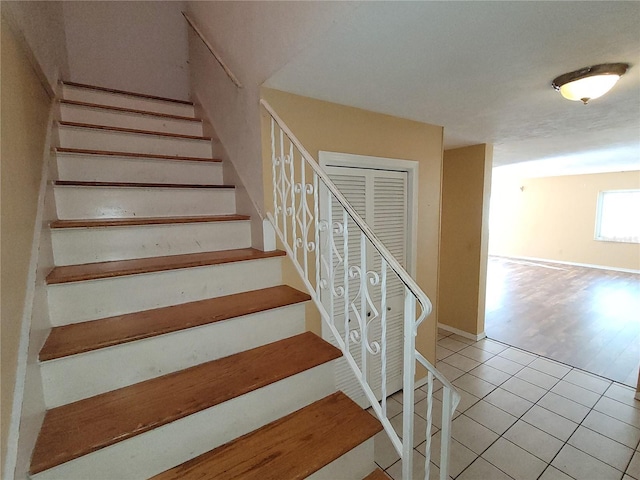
373,330,640,480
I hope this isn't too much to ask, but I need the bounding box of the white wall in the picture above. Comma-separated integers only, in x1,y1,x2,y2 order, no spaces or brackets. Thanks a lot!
186,1,358,228
63,1,190,101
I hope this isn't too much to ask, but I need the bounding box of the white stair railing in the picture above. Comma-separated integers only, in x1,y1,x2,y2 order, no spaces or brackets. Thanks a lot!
261,99,461,480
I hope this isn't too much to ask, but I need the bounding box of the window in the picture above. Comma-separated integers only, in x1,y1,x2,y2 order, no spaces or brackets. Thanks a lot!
595,190,640,243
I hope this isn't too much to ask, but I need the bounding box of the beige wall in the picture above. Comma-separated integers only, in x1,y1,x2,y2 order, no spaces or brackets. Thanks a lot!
1,1,69,93
63,1,190,100
1,16,52,475
490,171,640,271
260,88,444,364
438,145,493,337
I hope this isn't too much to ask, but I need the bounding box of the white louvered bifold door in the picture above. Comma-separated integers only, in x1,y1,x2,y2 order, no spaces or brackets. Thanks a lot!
321,166,408,407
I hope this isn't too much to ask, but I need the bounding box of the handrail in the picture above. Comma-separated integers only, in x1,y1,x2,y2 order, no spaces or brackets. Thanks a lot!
261,97,460,480
260,99,432,331
182,12,243,89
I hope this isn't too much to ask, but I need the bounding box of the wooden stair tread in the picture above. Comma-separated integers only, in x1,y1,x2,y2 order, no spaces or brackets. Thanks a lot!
50,215,249,229
30,332,341,475
364,468,391,480
46,248,285,285
54,180,234,189
40,285,311,361
58,120,210,141
60,99,201,122
62,80,193,105
151,391,382,480
55,147,221,163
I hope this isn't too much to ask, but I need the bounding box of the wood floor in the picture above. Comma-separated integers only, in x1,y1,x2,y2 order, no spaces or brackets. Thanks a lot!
485,256,640,387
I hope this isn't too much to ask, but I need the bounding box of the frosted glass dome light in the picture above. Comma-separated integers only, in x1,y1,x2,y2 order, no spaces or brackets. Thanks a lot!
552,63,629,104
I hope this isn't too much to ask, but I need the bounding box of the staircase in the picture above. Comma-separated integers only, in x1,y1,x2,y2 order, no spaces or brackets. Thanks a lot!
30,81,383,479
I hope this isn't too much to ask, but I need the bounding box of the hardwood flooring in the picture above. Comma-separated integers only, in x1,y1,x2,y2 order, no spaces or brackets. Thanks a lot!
485,256,640,387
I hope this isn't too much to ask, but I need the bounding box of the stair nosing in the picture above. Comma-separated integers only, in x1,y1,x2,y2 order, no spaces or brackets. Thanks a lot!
57,121,211,141
45,248,285,285
55,147,221,163
53,180,235,190
30,332,342,475
61,80,193,106
59,99,202,122
39,285,311,361
49,215,250,229
150,391,382,480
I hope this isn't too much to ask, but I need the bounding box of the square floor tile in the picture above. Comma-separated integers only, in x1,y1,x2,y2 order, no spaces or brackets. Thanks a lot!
423,431,478,478
437,345,456,361
474,338,509,354
450,334,476,345
482,438,547,480
457,457,512,480
563,369,611,394
551,379,601,408
435,361,466,383
442,353,481,373
538,466,575,480
552,444,622,480
503,420,564,463
627,451,640,479
582,409,640,448
438,337,470,352
498,347,538,366
451,414,499,454
465,400,518,435
391,387,427,405
374,430,401,469
434,387,480,414
458,345,496,363
594,396,640,428
453,374,497,398
522,405,578,441
484,355,525,375
538,391,590,423
468,364,511,386
501,376,547,403
484,387,534,417
605,383,640,410
390,411,428,448
386,450,438,480
568,425,634,471
515,366,560,390
528,358,571,379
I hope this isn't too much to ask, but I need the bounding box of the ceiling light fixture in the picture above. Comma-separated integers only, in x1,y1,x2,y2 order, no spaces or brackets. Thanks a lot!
552,63,629,104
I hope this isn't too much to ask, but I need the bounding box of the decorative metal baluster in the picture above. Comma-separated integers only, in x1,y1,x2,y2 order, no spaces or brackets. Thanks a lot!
326,191,334,328
289,141,296,259
380,258,388,419
359,231,367,383
423,371,434,480
279,128,287,246
402,288,417,480
343,208,349,348
270,119,278,233
314,172,320,298
440,387,454,480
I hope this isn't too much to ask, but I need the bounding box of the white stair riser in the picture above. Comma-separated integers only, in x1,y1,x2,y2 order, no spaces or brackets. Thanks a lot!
48,257,283,325
54,186,235,219
32,363,337,480
60,103,203,136
51,221,250,265
62,85,195,117
57,125,212,158
308,440,376,480
56,153,222,185
41,304,307,408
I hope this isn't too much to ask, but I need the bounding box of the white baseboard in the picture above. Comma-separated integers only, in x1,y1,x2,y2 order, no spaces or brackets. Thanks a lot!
437,323,486,342
491,255,640,275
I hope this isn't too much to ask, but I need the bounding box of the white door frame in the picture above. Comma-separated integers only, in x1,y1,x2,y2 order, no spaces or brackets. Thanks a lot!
319,151,419,278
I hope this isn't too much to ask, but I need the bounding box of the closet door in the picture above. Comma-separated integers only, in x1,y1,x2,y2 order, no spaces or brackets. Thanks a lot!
321,166,408,406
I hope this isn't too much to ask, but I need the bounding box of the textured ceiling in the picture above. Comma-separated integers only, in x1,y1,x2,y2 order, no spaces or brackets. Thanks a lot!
265,1,640,176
